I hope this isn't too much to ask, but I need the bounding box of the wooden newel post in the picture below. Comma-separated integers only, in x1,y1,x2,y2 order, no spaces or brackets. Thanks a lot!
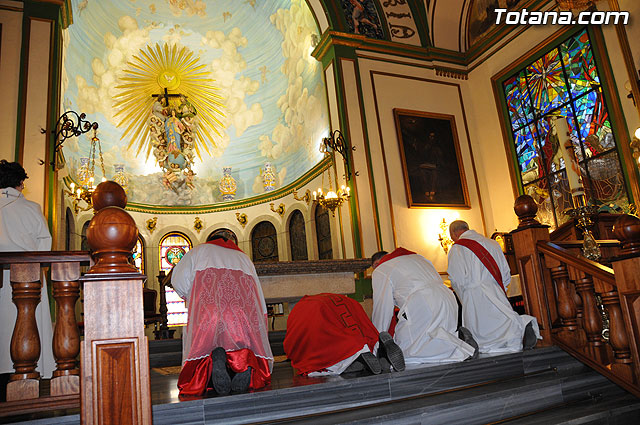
510,195,556,346
80,181,152,425
610,214,640,383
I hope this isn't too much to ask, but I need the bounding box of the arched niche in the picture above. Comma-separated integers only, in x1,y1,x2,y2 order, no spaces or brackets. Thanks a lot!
65,207,75,251
158,231,193,326
314,203,332,259
288,209,308,261
132,234,146,274
251,221,279,262
80,221,91,252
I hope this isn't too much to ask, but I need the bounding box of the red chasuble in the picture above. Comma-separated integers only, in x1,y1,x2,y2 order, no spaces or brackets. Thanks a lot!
454,238,506,294
284,293,380,375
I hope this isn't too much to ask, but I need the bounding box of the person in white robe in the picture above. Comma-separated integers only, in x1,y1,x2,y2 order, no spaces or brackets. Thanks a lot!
447,220,540,354
371,248,475,365
171,235,273,396
0,160,55,381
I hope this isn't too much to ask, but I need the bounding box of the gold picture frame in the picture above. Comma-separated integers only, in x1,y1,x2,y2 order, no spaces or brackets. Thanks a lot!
393,109,470,208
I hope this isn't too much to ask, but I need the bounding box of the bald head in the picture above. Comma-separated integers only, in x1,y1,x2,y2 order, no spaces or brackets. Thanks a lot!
449,220,469,242
371,251,388,269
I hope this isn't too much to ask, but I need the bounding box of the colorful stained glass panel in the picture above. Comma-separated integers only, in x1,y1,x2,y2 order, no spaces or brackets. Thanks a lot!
561,29,600,97
525,48,570,116
504,71,534,131
573,90,612,158
584,151,628,203
159,233,192,327
523,180,555,228
514,125,541,184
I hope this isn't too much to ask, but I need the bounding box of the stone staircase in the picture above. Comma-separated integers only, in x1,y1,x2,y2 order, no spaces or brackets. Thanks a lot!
10,346,640,424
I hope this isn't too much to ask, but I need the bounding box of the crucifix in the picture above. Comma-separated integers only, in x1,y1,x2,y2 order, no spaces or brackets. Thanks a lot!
152,88,181,104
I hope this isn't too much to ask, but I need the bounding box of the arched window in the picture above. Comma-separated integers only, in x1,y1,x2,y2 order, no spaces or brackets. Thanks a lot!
159,232,192,326
251,221,279,262
65,208,74,251
207,228,238,245
315,204,332,259
132,235,145,274
80,221,90,252
289,210,308,261
500,28,629,228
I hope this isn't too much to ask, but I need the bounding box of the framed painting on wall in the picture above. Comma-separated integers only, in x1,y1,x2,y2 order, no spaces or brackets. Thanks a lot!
393,109,470,208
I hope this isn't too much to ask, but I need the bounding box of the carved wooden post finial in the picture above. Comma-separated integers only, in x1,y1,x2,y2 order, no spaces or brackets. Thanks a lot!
514,195,541,229
613,214,640,256
86,181,138,274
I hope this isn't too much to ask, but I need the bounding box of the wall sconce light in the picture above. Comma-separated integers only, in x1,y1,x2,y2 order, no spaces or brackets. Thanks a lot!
146,217,158,234
63,129,106,213
293,189,311,205
437,218,454,254
47,111,99,170
322,130,357,181
194,217,204,233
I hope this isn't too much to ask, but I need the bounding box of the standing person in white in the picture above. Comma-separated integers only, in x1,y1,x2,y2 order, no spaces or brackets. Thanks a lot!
0,160,56,387
371,248,475,365
447,220,540,354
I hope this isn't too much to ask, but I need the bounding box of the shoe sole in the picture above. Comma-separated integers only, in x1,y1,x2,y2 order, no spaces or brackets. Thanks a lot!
211,348,231,395
379,332,405,372
360,352,382,375
523,322,537,350
458,326,479,360
231,367,252,393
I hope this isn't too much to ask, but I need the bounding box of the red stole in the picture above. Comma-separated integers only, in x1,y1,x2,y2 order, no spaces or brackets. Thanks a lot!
206,238,243,252
454,238,506,294
377,247,416,268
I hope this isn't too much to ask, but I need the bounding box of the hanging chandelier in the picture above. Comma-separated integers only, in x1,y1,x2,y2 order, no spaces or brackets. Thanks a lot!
313,130,352,216
65,129,107,213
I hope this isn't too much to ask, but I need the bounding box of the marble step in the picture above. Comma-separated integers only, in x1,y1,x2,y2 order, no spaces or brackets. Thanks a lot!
289,368,626,424
503,393,640,424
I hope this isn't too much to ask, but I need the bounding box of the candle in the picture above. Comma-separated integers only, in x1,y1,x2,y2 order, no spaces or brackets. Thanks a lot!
554,117,583,195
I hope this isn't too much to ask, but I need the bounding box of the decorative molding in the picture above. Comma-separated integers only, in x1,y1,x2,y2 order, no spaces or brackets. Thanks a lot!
435,67,468,80
236,212,248,228
145,217,157,234
193,217,203,233
270,203,285,217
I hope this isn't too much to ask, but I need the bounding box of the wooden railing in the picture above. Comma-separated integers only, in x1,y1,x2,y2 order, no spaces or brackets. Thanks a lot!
0,251,90,415
511,195,640,397
0,181,152,424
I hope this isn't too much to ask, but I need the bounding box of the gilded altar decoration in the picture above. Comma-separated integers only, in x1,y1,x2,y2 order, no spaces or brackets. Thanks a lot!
113,43,225,194
194,216,204,233
219,167,237,201
261,162,277,192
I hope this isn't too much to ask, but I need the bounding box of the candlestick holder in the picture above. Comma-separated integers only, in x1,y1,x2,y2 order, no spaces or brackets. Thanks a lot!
565,193,601,261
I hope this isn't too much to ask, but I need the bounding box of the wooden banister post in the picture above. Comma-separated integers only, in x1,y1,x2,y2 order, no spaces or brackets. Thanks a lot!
51,262,81,396
7,263,43,401
610,214,640,384
510,195,556,346
80,182,152,425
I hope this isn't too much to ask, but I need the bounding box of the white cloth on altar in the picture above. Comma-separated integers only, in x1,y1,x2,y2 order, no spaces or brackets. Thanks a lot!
0,187,56,377
372,253,475,364
171,242,273,370
447,229,540,354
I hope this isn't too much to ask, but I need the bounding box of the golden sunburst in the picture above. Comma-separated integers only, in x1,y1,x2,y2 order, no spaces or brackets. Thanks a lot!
113,43,225,159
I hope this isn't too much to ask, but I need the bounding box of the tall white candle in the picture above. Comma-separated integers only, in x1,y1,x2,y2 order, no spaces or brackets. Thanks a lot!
554,117,583,195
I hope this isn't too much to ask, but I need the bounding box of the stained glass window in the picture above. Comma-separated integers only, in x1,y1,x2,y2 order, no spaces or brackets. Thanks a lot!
159,232,192,326
502,28,629,228
132,235,145,274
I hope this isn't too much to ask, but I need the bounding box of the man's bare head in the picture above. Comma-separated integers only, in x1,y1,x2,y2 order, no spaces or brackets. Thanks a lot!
371,251,388,269
449,220,469,242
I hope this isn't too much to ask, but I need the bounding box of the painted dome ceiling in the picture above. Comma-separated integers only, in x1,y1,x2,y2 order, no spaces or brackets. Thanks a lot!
62,0,328,207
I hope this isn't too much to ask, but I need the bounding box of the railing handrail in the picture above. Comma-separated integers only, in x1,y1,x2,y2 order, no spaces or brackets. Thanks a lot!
0,251,91,266
536,241,615,283
550,240,621,249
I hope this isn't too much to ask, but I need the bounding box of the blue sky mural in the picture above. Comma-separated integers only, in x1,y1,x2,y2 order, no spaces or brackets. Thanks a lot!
62,0,329,206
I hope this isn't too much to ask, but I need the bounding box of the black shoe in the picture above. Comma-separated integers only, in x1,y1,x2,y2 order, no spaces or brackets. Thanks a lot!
378,331,405,372
458,326,479,360
231,366,252,393
379,356,391,373
359,352,382,375
341,359,365,374
523,322,537,350
211,347,231,395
